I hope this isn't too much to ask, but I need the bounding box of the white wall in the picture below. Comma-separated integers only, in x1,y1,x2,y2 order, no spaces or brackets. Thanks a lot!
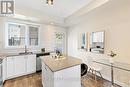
40,23,67,54
67,0,130,86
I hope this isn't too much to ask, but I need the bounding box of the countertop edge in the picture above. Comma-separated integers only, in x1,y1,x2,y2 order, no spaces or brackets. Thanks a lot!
44,62,81,72
0,51,54,58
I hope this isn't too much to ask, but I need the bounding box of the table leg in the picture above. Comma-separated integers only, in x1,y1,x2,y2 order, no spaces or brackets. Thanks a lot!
111,64,114,87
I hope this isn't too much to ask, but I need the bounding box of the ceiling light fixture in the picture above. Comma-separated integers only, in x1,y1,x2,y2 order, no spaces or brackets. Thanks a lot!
46,0,53,5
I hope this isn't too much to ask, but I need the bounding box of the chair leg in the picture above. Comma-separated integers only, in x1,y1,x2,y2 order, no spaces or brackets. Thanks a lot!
92,69,94,74
88,68,91,73
94,70,97,81
94,70,97,87
98,71,103,78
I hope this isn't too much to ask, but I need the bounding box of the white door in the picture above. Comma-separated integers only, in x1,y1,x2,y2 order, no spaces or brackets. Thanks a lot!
14,56,26,76
27,55,36,73
6,57,14,78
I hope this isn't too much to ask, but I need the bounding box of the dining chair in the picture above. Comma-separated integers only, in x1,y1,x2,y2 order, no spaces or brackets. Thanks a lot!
81,63,88,87
85,57,103,81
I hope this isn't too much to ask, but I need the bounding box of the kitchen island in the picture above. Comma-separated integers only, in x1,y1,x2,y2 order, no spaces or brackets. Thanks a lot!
41,56,82,87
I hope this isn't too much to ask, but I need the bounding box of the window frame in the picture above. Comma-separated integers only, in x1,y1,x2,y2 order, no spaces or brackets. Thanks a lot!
5,22,40,49
54,32,65,54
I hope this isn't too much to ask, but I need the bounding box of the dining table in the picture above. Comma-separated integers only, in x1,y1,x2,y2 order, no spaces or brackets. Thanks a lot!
93,59,130,87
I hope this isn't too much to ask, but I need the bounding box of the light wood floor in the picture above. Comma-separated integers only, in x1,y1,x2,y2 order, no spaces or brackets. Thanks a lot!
3,72,121,87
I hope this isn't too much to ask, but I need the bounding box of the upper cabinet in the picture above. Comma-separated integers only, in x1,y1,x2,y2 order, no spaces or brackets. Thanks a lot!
5,22,40,48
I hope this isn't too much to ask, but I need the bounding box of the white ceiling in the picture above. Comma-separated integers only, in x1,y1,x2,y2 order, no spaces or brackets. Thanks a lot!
15,0,93,18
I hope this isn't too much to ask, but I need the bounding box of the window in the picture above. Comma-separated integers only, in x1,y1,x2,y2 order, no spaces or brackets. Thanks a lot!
5,22,39,48
29,26,39,46
54,32,65,53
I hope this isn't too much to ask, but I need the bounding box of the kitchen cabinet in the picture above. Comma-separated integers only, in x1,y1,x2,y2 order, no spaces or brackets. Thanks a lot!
14,56,26,76
6,54,36,79
27,55,36,73
6,57,14,78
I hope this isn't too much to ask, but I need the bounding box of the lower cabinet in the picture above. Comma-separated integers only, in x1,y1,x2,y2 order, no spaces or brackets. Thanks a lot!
27,55,36,73
6,54,36,79
6,57,15,78
14,56,26,76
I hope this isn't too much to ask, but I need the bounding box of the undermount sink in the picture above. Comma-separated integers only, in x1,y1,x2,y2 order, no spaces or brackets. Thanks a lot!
19,52,33,55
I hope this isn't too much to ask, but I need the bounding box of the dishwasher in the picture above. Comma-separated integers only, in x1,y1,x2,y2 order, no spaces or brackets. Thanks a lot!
36,52,50,72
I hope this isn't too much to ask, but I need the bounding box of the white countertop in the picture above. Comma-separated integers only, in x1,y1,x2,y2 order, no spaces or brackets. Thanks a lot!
41,56,82,72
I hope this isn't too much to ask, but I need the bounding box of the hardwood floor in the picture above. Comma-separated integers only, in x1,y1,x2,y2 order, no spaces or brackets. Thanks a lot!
4,73,42,87
3,72,121,87
81,73,121,87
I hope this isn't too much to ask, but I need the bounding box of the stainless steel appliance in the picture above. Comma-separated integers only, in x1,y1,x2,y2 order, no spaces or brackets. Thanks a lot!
36,52,50,72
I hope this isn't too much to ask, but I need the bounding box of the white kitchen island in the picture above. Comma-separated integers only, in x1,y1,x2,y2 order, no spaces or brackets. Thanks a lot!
41,56,82,87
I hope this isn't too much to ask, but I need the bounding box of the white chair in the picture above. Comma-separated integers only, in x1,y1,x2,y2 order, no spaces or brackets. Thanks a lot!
85,57,103,80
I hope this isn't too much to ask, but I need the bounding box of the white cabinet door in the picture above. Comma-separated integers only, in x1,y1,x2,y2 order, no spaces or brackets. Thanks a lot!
27,55,36,73
14,56,26,76
6,57,14,78
6,55,36,79
3,58,7,82
54,65,81,87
